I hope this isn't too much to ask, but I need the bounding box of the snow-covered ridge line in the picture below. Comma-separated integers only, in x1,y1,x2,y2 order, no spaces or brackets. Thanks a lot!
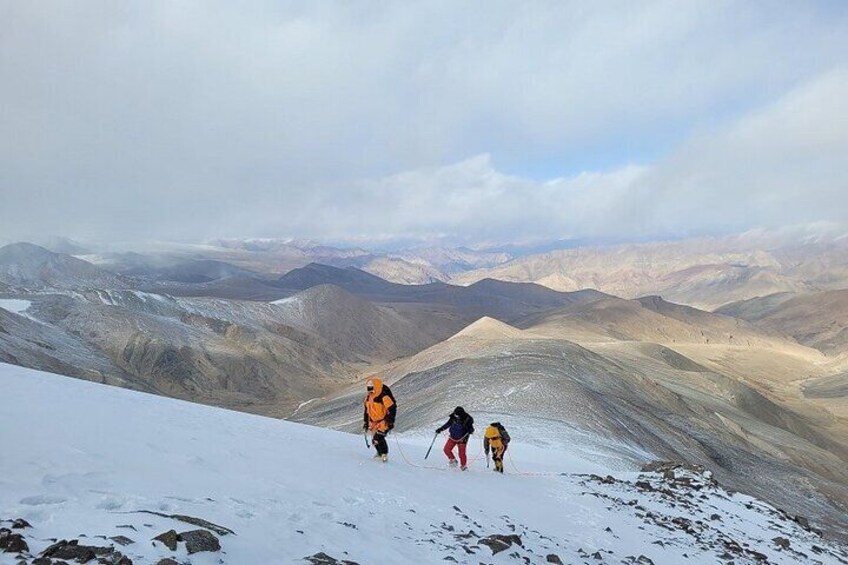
1,363,846,564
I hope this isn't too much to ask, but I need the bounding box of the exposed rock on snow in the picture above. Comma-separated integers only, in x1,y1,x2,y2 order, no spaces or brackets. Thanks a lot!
177,529,220,554
0,529,28,554
152,530,178,551
478,533,523,555
40,539,126,563
304,552,361,564
136,511,234,536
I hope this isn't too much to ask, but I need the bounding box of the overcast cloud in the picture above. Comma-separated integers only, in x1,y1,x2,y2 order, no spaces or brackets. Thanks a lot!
1,1,846,246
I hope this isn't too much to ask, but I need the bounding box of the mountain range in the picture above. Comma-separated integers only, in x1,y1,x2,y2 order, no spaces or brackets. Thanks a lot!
2,234,848,549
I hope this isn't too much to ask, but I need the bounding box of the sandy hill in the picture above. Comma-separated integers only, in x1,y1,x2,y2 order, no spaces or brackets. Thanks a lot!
451,235,848,310
515,295,808,354
718,289,848,355
449,316,532,341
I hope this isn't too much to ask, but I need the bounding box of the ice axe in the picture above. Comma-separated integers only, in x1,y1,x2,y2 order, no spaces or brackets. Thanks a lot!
424,432,438,460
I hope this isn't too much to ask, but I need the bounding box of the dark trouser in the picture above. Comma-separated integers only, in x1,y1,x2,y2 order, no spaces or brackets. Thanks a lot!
492,445,506,473
373,431,388,455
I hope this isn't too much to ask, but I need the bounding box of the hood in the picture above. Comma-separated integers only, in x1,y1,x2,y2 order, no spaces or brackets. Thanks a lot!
366,377,383,396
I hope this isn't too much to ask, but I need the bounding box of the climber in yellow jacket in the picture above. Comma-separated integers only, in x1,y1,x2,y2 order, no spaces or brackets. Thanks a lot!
483,422,510,473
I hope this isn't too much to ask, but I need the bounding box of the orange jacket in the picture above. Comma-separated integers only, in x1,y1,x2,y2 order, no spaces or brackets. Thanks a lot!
363,378,396,433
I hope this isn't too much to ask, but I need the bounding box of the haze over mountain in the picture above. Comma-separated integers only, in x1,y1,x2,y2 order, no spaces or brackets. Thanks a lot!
453,230,848,310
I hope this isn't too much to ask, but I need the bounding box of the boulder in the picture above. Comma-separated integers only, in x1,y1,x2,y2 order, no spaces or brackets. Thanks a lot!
0,531,29,554
41,539,113,562
773,536,791,550
152,530,178,551
478,534,522,555
303,553,360,565
177,529,220,554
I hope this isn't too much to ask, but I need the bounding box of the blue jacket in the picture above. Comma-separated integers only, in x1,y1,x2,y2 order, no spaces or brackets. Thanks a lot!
437,412,474,441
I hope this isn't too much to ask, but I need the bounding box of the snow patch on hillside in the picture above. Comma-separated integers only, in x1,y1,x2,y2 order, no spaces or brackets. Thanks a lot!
0,299,31,314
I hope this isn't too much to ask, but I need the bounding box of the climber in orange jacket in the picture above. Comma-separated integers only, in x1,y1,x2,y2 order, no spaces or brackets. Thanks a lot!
363,377,397,462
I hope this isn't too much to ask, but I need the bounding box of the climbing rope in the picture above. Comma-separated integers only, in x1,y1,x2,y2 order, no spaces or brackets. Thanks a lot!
389,433,488,472
391,433,451,472
379,430,567,478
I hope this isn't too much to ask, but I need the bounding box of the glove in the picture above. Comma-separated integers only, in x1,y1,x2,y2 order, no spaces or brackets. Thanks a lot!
363,422,369,431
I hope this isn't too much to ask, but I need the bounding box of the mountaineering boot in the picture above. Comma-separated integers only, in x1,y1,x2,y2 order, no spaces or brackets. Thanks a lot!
380,454,388,463
448,459,458,467
460,465,468,471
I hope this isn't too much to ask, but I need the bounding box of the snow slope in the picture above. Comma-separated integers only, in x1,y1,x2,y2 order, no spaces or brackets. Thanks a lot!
1,363,845,564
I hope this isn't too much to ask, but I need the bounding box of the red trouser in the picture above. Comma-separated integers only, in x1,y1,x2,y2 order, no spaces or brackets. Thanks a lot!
444,438,467,466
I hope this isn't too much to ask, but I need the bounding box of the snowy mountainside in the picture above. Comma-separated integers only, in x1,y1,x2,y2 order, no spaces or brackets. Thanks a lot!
0,285,441,416
0,243,130,291
2,363,846,564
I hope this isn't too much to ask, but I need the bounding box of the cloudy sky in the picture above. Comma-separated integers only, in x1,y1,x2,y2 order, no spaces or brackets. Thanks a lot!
1,1,847,247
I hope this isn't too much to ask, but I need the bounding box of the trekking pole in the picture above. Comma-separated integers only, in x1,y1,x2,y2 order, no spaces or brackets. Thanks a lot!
364,430,371,449
424,433,438,460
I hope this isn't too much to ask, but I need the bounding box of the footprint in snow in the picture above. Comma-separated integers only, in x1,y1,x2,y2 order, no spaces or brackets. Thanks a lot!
95,495,125,510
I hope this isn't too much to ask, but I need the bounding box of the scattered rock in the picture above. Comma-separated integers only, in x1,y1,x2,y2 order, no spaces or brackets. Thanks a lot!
109,535,134,546
32,558,52,565
772,536,790,550
178,529,220,554
154,559,179,565
11,519,31,529
478,534,522,555
546,554,564,564
152,530,178,551
41,539,113,562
